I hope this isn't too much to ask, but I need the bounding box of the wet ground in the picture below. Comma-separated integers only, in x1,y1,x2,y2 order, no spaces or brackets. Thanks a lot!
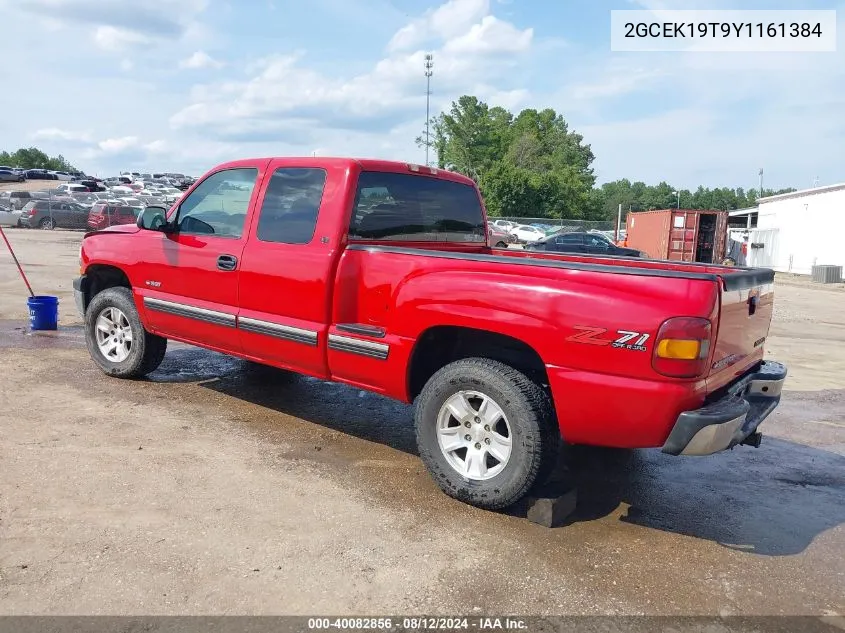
0,230,844,616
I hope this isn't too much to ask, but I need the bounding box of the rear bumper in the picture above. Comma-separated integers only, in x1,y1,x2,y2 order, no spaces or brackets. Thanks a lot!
662,360,787,456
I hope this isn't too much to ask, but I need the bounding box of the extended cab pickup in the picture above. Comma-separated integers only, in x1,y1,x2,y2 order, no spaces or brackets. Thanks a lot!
74,158,787,510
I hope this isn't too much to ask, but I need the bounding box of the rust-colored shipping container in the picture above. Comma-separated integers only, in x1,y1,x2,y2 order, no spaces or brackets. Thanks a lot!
626,209,728,263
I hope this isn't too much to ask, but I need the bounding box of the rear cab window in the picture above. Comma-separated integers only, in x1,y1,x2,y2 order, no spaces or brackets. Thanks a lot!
349,172,485,243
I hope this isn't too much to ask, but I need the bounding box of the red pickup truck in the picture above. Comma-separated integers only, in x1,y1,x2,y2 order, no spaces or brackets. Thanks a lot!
74,158,787,510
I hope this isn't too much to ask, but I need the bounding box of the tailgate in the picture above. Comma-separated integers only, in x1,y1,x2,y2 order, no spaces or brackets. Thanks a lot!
708,269,775,391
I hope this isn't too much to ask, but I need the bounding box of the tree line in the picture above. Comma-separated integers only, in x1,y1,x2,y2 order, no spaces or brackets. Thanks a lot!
419,95,796,221
0,147,81,174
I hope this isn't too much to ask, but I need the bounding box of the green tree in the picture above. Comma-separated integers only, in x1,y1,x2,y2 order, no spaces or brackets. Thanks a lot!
419,94,798,223
0,147,80,172
427,95,597,219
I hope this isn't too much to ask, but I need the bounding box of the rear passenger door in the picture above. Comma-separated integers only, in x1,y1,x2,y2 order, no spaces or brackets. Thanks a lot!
237,161,340,378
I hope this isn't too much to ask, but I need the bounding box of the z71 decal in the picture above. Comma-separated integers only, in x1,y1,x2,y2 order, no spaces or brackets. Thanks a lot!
566,326,651,352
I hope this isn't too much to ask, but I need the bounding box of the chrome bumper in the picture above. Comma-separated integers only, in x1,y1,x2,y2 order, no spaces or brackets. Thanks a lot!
662,361,787,456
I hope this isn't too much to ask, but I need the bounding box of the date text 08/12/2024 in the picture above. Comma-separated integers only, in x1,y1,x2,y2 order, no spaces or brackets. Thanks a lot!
307,617,528,630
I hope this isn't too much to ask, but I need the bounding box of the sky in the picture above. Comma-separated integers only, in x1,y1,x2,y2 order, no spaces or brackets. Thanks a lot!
0,0,842,191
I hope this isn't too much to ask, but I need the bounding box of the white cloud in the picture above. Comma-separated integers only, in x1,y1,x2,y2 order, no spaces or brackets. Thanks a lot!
170,0,533,143
33,128,92,143
442,15,532,54
179,51,224,70
387,0,491,51
120,59,134,72
94,26,151,51
144,140,168,153
97,136,141,153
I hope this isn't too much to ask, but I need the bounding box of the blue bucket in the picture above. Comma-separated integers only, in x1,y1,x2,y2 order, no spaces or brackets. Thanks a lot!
28,295,59,331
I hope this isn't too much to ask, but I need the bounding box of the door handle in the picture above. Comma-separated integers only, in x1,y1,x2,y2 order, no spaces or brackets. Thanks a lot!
217,254,238,271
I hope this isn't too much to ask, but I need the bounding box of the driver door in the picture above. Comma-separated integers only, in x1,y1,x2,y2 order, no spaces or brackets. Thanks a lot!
137,162,269,353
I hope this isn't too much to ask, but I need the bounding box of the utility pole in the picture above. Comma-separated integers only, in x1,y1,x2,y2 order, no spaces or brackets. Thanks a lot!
616,203,622,242
424,53,433,166
758,168,763,198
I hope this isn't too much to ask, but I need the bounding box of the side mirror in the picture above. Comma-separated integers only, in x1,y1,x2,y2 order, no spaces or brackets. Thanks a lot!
137,205,170,231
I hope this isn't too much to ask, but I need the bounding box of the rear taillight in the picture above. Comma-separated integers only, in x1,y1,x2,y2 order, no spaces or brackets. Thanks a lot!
652,316,713,378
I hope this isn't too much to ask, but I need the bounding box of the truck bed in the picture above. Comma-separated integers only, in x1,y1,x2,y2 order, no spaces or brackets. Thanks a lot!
343,242,774,401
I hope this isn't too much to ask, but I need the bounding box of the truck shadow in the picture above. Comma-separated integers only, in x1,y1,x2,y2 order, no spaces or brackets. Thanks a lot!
548,437,845,556
161,350,845,557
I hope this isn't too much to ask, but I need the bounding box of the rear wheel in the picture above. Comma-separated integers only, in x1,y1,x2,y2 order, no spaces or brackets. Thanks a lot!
39,217,55,230
495,241,507,248
415,358,560,510
85,287,167,378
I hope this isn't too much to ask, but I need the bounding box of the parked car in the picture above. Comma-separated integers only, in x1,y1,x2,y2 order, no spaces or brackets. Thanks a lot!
0,169,25,182
1,190,35,210
8,191,33,211
87,203,142,230
78,179,106,192
20,200,90,229
487,223,515,248
74,157,786,512
23,169,57,180
527,231,646,257
0,206,22,227
56,183,90,195
491,219,516,231
510,224,546,243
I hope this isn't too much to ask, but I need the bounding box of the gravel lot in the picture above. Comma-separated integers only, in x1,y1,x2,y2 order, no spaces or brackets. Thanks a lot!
0,228,843,617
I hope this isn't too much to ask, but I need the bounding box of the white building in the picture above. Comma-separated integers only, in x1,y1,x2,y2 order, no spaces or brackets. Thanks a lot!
747,183,845,275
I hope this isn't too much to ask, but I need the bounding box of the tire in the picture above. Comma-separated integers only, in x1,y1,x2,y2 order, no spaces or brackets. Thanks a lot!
85,287,167,378
39,217,55,230
495,241,507,248
415,358,560,510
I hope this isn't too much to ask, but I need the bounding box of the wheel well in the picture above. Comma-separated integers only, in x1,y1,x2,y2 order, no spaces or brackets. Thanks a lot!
83,265,131,310
407,326,549,400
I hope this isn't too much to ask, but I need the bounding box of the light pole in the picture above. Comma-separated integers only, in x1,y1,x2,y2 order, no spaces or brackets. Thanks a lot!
673,190,680,208
424,53,433,166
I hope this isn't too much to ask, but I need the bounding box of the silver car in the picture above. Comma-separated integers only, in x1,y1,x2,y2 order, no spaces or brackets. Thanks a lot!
0,169,26,183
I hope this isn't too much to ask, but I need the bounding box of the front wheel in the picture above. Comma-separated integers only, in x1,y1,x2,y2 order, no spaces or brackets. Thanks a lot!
85,287,167,378
39,217,55,230
415,358,560,510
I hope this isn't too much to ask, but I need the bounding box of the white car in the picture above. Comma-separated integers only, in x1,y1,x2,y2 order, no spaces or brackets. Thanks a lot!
56,183,89,195
493,219,517,231
511,224,546,243
0,207,22,227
